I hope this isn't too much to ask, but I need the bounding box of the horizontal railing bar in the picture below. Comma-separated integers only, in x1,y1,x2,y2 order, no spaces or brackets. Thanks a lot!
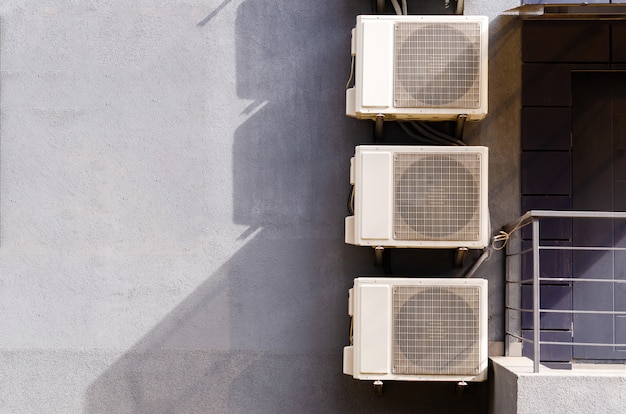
527,210,626,219
506,278,626,284
506,307,626,315
539,341,626,347
538,277,626,284
502,210,626,233
540,245,626,252
506,277,625,283
505,334,626,348
539,309,626,315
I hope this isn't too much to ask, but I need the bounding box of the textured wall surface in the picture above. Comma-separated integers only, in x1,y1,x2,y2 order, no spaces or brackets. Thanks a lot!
492,357,626,414
0,0,520,412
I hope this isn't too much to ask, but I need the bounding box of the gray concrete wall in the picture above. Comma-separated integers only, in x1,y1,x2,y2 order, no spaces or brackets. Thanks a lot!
0,1,520,412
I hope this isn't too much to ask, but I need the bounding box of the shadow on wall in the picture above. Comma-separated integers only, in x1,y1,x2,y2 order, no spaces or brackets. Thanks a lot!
81,2,517,412
464,14,522,341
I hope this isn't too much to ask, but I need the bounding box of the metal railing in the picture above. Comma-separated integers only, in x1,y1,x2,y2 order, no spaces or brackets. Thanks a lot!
503,210,626,373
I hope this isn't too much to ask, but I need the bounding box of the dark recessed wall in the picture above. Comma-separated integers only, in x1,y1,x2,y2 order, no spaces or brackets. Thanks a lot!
520,19,626,366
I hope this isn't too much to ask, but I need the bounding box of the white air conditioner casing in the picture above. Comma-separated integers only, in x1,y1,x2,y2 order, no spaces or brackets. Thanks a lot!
346,15,488,121
345,145,489,249
343,277,488,382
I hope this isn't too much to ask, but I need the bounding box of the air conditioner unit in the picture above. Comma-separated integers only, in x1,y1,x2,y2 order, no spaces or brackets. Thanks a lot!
345,145,489,249
343,277,488,383
346,15,488,121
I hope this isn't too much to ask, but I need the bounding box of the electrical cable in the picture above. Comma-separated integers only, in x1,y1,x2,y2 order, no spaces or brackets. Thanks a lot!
349,317,353,345
347,185,355,215
409,123,450,146
401,0,407,15
413,121,465,146
345,55,355,90
383,248,392,276
409,121,448,144
456,0,465,15
411,121,455,145
374,115,384,142
397,122,447,145
492,216,530,251
374,0,385,13
455,115,467,140
390,0,402,15
463,247,491,278
408,121,458,146
492,231,510,250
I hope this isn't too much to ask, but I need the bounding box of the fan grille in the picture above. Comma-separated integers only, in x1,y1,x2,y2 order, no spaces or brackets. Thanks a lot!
393,152,481,241
393,285,481,375
394,21,482,108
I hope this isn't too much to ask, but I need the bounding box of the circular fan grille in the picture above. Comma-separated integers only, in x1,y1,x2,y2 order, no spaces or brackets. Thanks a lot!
396,155,479,239
394,287,477,373
395,24,479,106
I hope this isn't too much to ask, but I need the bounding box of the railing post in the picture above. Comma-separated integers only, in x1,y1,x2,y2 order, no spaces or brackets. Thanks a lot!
532,217,541,373
505,237,510,356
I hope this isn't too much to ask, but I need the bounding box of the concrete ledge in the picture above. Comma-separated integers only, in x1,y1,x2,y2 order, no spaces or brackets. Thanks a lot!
491,357,626,414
